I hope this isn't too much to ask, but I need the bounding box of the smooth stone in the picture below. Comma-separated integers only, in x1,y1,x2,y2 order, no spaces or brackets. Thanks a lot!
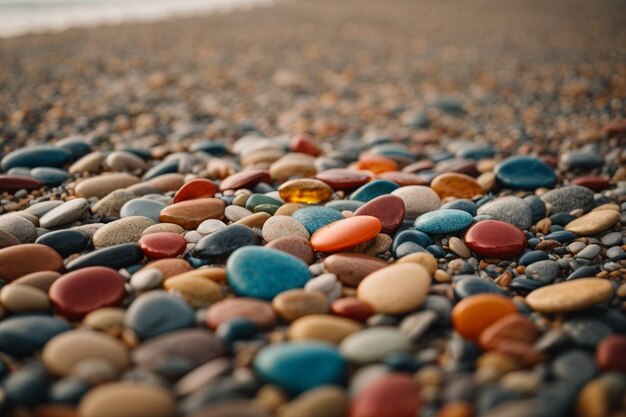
225,205,253,222
526,278,613,313
350,373,420,417
272,290,329,321
310,216,382,252
0,214,37,243
399,310,438,341
142,160,178,181
92,216,155,248
30,167,69,187
24,201,64,218
220,169,271,191
0,243,64,282
449,236,471,257
83,307,125,332
124,291,194,339
431,172,484,199
163,275,224,308
525,260,560,284
142,223,184,236
596,335,626,373
3,363,49,407
277,386,348,417
325,200,364,212
292,206,343,234
78,382,176,417
413,209,473,235
266,236,315,265
0,315,70,358
130,268,163,292
323,253,388,287
205,298,277,330
440,199,478,216
43,330,129,376
601,232,623,247
142,258,192,278
174,357,232,396
354,195,405,235
226,246,311,300
254,342,347,395
316,169,372,190
477,196,533,230
1,146,72,170
357,263,431,315
560,151,603,171
545,230,577,243
565,210,620,235
519,251,550,266
0,175,43,193
270,156,317,182
331,298,375,322
0,228,23,248
350,179,400,202
541,185,595,214
392,229,433,256
159,198,225,229
262,215,310,242
288,314,363,344
35,229,90,258
105,150,146,172
138,232,186,259
396,252,438,274
74,173,140,199
576,244,601,260
451,294,517,341
563,318,612,349
11,270,61,291
391,185,440,218
119,198,166,222
149,173,186,192
305,273,342,300
340,327,411,363
0,284,50,312
571,175,611,192
173,179,217,204
91,190,137,218
524,195,547,222
278,179,333,204
453,276,508,299
49,266,126,320
69,151,105,174
66,243,144,271
607,246,626,261
193,224,258,259
494,156,557,190
464,220,527,259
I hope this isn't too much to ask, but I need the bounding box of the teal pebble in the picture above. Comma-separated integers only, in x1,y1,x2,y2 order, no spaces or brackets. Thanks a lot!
0,316,71,358
413,209,473,234
350,179,400,202
245,194,283,211
226,246,311,300
30,167,69,187
253,342,346,395
292,206,343,234
1,146,73,171
494,156,557,190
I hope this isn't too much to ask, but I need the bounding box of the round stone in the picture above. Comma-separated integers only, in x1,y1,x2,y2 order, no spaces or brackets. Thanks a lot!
323,253,388,287
173,179,217,203
92,216,155,249
541,185,595,214
124,291,194,339
391,186,440,218
288,314,363,344
0,214,37,243
340,327,411,364
74,173,140,199
272,289,329,321
477,196,533,230
262,215,310,242
120,199,166,222
49,267,127,320
525,278,613,313
138,232,186,259
316,169,372,190
292,206,344,234
266,236,315,265
220,169,271,191
413,209,473,235
0,243,64,282
0,315,70,358
278,179,334,204
350,373,420,417
310,216,382,252
494,156,557,190
92,190,137,218
78,382,176,417
565,210,620,236
357,263,431,315
464,220,527,259
0,284,50,312
163,275,224,308
205,298,277,330
159,198,225,229
1,146,72,171
226,246,311,300
430,172,484,199
193,224,259,259
353,195,405,235
451,294,517,341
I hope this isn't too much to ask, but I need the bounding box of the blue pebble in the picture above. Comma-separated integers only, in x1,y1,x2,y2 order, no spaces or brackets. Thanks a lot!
395,242,427,258
30,167,69,187
391,229,433,257
325,200,364,212
519,250,550,266
350,179,399,202
494,156,557,190
120,198,166,222
193,224,259,259
124,291,194,340
3,363,49,407
121,147,151,160
545,231,576,243
66,243,145,271
227,247,311,300
56,138,92,159
292,206,343,234
549,225,565,233
142,160,178,181
1,146,73,171
216,318,258,346
252,183,276,194
414,209,473,234
253,342,346,395
440,199,477,216
384,352,420,373
427,245,446,258
187,256,213,268
567,266,597,280
457,145,496,160
245,194,283,211
527,238,540,249
523,195,547,222
475,195,494,208
36,229,90,258
49,378,90,405
453,276,508,299
0,316,71,358
550,213,576,226
510,277,543,293
189,141,229,156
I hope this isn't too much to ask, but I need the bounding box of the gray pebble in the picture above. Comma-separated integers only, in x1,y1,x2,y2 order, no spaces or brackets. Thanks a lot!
525,260,559,284
304,272,341,300
606,246,626,261
0,214,37,243
601,232,623,247
130,268,164,292
562,318,613,349
24,201,64,218
541,185,594,214
567,242,586,254
477,196,533,230
40,198,90,229
399,310,437,341
575,244,601,260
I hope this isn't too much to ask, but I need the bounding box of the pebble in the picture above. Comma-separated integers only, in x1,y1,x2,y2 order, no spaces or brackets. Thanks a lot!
66,242,145,271
606,246,626,261
0,175,43,193
272,289,329,321
525,278,613,313
138,232,186,259
74,173,141,199
449,236,471,258
91,190,137,218
291,206,343,235
78,382,176,417
92,216,155,248
120,198,167,222
494,156,557,190
278,179,333,204
163,274,224,307
565,210,621,235
601,232,623,247
0,315,70,357
350,179,400,202
288,314,363,344
173,179,217,203
596,335,626,373
31,167,69,187
477,196,533,230
340,327,411,363
541,185,595,214
220,169,271,191
391,185,440,217
124,291,194,339
349,373,420,417
451,294,517,341
0,284,50,312
193,224,259,259
305,273,342,300
323,253,388,286
11,270,61,291
266,236,315,264
205,298,277,330
0,146,73,171
262,215,310,242
464,220,527,259
330,298,375,322
357,263,431,314
159,198,225,229
0,214,37,243
83,307,125,332
310,215,382,252
35,229,90,258
0,228,21,249
413,209,473,235
0,243,64,282
431,172,484,199
525,260,560,284
353,194,405,235
576,244,601,260
277,385,348,417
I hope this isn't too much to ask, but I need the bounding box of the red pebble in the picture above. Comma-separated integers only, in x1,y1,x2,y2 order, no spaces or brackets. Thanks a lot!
354,194,405,235
290,134,321,156
464,220,527,259
173,179,217,203
138,232,186,259
596,335,626,373
570,175,611,192
316,169,372,191
377,171,428,186
219,169,271,191
350,373,420,417
0,175,43,193
49,266,126,320
331,297,375,322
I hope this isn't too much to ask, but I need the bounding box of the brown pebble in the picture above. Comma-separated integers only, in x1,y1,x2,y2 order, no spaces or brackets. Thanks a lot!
0,284,50,312
0,244,64,283
159,198,225,229
78,382,176,417
288,314,363,344
11,270,62,292
142,258,193,278
74,173,140,199
277,385,348,417
272,290,329,322
206,298,277,330
266,236,315,264
163,275,224,308
323,253,387,287
526,278,613,313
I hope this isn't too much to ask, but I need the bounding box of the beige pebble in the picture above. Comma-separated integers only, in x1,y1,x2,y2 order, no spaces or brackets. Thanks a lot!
69,151,105,175
565,210,620,236
105,150,146,172
396,251,438,274
448,237,471,258
163,275,224,308
350,233,392,256
142,223,185,236
391,185,440,217
274,203,309,217
500,371,541,394
270,156,317,182
591,203,620,212
0,284,50,312
74,173,140,199
83,307,126,332
262,215,310,242
92,216,155,248
91,190,137,218
11,270,61,292
272,289,329,322
236,212,272,228
255,385,289,413
357,263,431,314
79,382,176,417
277,385,349,417
525,278,613,313
288,314,363,344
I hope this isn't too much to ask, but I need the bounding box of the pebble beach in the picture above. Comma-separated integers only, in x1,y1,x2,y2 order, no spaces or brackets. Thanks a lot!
0,0,626,416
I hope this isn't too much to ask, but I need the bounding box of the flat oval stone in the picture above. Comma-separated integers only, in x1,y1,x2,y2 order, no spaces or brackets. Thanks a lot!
0,228,21,248
49,267,126,320
138,232,186,259
596,335,626,373
377,171,426,186
31,167,69,187
316,169,372,190
477,196,533,230
0,175,42,193
262,215,310,242
66,243,144,271
340,327,410,364
78,382,176,417
143,258,192,278
525,278,613,313
0,214,37,243
0,284,49,312
323,253,388,287
357,263,431,315
69,151,105,174
226,246,311,300
159,198,225,229
331,298,375,322
163,274,224,308
565,210,620,236
0,243,63,282
431,172,484,199
92,190,137,218
42,330,129,376
413,209,473,235
278,179,333,204
464,220,527,259
494,156,557,190
105,150,146,172
124,291,194,339
391,185,440,218
92,216,155,249
288,314,363,344
350,179,400,202
452,294,518,341
220,169,271,191
39,198,90,229
190,401,271,417
120,199,166,222
350,373,420,417
277,386,348,417
193,224,258,259
541,185,595,214
266,236,315,264
0,315,70,358
310,216,382,252
83,307,125,332
1,146,72,171
354,195,405,235
272,289,329,321
254,342,346,395
36,229,90,258
478,313,540,351
205,298,276,330
12,270,61,292
74,173,140,199
292,206,344,234
173,179,217,203
143,223,185,236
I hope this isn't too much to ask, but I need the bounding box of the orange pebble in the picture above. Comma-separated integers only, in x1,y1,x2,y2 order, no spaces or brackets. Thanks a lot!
451,294,517,341
436,402,474,417
142,258,193,279
310,216,382,252
173,178,217,203
430,172,484,199
355,155,398,174
479,314,540,351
